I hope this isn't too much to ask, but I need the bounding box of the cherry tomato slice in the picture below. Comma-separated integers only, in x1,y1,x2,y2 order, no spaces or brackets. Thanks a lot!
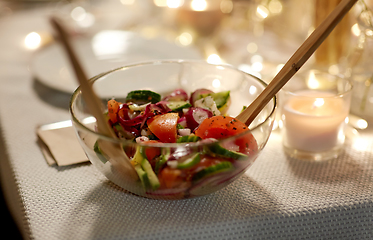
141,140,161,161
195,116,258,155
195,116,248,139
158,168,183,189
107,99,120,124
147,113,179,143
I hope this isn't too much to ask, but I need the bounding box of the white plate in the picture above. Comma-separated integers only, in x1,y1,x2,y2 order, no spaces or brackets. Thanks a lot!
30,30,203,93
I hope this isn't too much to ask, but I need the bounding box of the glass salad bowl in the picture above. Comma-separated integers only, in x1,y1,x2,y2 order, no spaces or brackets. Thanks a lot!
70,60,276,199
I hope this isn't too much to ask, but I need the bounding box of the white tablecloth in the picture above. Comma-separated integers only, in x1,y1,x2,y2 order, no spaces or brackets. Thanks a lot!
0,4,372,240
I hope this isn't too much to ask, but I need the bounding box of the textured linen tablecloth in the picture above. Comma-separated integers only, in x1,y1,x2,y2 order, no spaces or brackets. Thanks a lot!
0,5,372,240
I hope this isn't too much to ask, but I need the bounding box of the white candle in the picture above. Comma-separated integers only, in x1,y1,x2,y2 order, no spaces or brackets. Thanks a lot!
282,90,348,152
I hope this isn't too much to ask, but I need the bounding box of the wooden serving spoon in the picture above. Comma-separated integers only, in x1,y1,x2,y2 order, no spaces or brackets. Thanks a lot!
235,0,358,126
50,17,138,180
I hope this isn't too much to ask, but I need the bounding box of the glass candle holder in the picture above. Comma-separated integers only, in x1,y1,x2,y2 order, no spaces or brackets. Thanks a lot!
344,2,373,119
280,70,352,161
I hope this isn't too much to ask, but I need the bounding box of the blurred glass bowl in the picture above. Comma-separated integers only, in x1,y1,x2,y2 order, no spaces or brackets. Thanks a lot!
70,60,276,199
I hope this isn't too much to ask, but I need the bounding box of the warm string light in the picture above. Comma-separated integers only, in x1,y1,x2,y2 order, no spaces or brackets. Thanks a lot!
24,32,41,50
207,54,222,64
191,0,207,11
255,0,283,20
176,32,193,46
70,6,95,28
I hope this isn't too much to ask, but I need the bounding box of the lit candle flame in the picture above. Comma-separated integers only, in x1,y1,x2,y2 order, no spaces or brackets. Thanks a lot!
307,71,320,89
313,98,325,108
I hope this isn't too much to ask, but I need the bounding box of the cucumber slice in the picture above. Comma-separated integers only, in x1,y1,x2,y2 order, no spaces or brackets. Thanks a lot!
155,148,170,174
206,143,248,160
141,159,160,190
139,146,147,160
94,141,108,163
177,153,200,169
134,164,150,190
177,135,201,143
192,161,233,182
201,91,230,109
132,146,144,166
132,146,160,190
166,101,192,111
126,90,161,104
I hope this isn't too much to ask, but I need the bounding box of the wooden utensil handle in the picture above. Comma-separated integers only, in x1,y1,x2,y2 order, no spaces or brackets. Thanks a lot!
50,17,138,179
50,17,116,138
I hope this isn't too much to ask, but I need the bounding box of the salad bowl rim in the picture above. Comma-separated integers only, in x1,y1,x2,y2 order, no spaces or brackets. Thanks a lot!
69,59,277,148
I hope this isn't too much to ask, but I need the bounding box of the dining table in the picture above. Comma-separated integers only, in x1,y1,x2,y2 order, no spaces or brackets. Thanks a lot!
0,1,372,239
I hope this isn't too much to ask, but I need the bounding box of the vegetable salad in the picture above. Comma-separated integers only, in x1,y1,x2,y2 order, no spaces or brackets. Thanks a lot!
96,88,258,197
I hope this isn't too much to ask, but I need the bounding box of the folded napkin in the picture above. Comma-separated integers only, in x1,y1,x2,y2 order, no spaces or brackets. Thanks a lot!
36,120,89,166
